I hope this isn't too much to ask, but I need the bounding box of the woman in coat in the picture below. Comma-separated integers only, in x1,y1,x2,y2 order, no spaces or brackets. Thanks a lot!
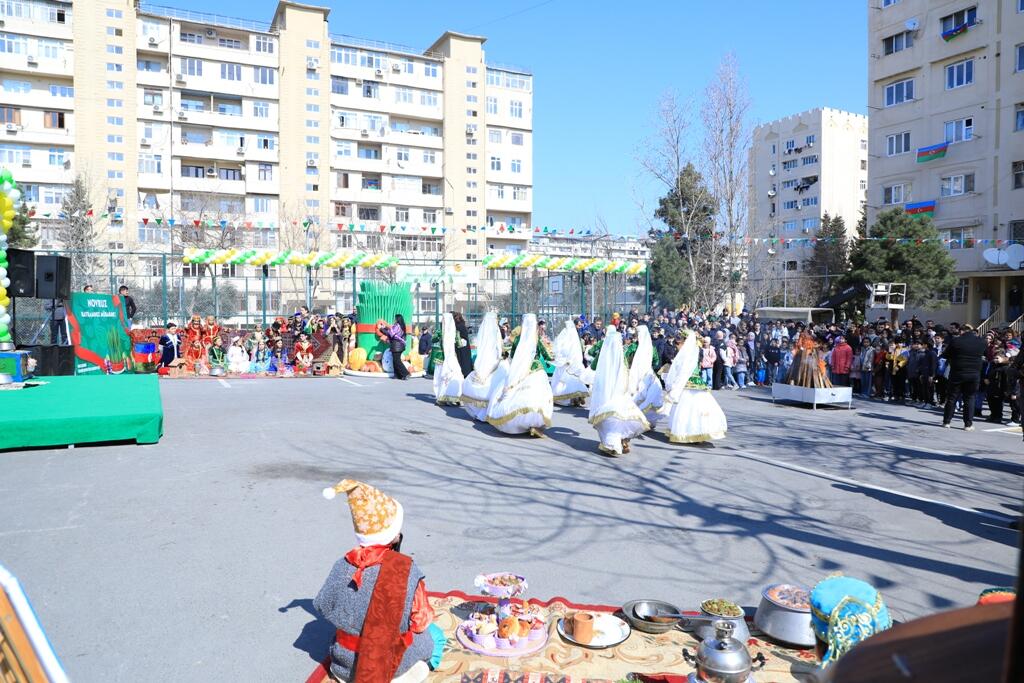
452,311,474,378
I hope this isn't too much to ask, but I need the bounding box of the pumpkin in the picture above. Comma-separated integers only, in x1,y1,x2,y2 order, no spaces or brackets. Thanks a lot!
348,347,367,371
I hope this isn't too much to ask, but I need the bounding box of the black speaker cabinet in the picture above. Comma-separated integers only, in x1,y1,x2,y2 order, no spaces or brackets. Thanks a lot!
21,344,75,376
35,254,71,300
7,248,35,297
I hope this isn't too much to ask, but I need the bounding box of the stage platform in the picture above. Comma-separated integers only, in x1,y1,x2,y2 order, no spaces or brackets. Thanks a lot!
0,375,163,451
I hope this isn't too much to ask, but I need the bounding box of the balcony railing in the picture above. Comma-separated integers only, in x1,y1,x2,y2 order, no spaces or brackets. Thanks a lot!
138,3,273,34
329,33,443,60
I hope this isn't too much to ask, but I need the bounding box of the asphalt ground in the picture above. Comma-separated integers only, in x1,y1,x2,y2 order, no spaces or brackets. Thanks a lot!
0,376,1020,682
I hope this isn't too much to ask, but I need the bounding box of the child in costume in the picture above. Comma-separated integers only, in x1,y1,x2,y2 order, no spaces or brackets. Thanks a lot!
461,311,504,421
662,333,728,443
550,320,590,407
316,479,445,682
432,312,464,405
293,333,314,375
810,575,891,666
268,338,288,375
227,336,249,374
249,340,271,374
207,334,227,373
201,315,220,350
183,338,206,374
589,330,650,455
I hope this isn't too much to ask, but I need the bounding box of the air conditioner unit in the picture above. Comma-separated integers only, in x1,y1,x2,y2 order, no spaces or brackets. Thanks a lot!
354,78,363,86
306,57,319,70
360,129,369,137
205,29,217,38
306,159,317,167
444,207,454,215
26,55,37,65
152,104,163,113
391,63,401,72
175,73,186,83
205,167,217,176
236,147,245,154
407,129,421,135
21,159,31,168
465,126,475,136
177,112,187,120
374,68,384,77
4,123,18,132
140,138,151,147
807,141,814,148
795,204,802,211
148,37,158,46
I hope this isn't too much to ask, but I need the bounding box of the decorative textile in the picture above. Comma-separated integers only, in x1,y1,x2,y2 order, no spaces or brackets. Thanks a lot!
550,320,590,406
810,575,892,665
434,313,464,405
462,313,503,420
486,315,554,434
662,335,727,443
324,480,404,547
589,330,649,454
355,551,415,683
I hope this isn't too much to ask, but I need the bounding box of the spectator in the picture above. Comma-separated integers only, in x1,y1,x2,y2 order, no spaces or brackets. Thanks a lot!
858,338,874,398
700,336,716,385
418,325,433,356
763,339,782,387
118,285,137,326
83,284,94,293
711,330,726,390
158,323,181,368
830,336,853,386
942,325,987,430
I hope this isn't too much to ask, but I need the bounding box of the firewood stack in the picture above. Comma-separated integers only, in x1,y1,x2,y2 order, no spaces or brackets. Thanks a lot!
785,332,832,389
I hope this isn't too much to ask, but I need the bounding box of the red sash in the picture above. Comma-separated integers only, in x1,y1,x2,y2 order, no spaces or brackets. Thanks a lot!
347,550,414,683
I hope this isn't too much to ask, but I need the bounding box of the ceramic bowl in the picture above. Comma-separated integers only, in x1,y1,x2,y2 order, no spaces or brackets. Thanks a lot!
494,636,511,649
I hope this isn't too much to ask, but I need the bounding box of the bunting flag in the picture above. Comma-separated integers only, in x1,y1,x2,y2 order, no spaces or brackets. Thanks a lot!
916,142,949,163
182,248,399,269
904,200,936,217
941,23,969,41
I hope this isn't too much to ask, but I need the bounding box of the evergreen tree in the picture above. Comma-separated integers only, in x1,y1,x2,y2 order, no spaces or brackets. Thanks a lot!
56,174,99,287
841,208,957,310
652,162,717,249
804,213,849,303
648,235,690,308
7,200,37,249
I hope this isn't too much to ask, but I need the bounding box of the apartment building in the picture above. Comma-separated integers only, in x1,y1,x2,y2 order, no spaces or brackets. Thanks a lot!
747,108,869,292
0,0,534,316
868,0,1024,325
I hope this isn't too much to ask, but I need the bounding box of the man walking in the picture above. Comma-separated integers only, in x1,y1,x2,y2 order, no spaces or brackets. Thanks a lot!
941,325,987,430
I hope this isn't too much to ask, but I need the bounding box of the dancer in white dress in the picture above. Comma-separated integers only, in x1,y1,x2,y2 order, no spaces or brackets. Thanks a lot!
433,312,464,405
589,330,650,455
461,311,503,420
628,325,663,424
486,314,554,436
662,333,728,443
550,320,590,407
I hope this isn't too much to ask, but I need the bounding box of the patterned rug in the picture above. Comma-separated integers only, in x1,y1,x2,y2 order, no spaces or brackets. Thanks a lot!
305,591,819,682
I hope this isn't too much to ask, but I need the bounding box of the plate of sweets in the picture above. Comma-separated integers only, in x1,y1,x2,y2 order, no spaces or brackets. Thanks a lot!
456,604,548,658
474,572,527,598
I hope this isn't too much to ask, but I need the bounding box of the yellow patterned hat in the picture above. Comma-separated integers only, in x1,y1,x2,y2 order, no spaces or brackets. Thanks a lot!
322,479,404,547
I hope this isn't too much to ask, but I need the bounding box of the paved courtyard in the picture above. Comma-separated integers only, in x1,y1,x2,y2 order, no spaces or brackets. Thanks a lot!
0,377,1020,682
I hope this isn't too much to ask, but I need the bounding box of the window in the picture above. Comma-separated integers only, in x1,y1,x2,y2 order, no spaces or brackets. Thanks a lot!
305,119,319,128
422,150,435,164
395,87,412,104
358,206,379,221
106,98,123,108
305,135,319,144
0,32,27,55
358,145,381,160
143,90,164,106
219,167,241,181
802,196,818,207
803,218,819,230
887,131,911,156
883,184,907,204
400,58,414,74
48,147,68,166
940,173,975,197
466,81,477,89
422,182,440,195
253,101,269,118
43,111,65,129
336,141,353,157
944,116,973,143
218,37,242,49
944,227,974,249
513,186,527,200
781,179,798,189
180,57,202,76
860,179,867,190
307,71,319,81
254,67,274,85
2,79,30,93
256,163,272,181
488,129,502,144
883,30,914,55
802,155,818,165
138,153,162,174
885,78,914,106
882,0,900,6
255,36,274,53
949,278,969,304
0,107,20,125
106,81,122,90
333,201,350,217
785,139,795,151
945,58,974,90
221,63,241,81
107,116,123,125
362,81,379,98
1016,43,1024,72
362,175,381,190
1016,104,1024,132
138,59,163,73
424,62,438,77
510,132,524,146
331,47,356,65
1013,161,1024,190
107,63,122,72
331,76,348,95
420,91,438,107
180,32,203,44
395,207,409,222
510,100,523,118
252,196,272,213
107,135,123,144
396,147,409,162
783,159,798,171
256,134,276,150
107,45,123,55
490,156,501,171
511,159,522,173
782,199,798,210
467,152,478,160
782,220,797,232
424,209,437,223
941,7,978,34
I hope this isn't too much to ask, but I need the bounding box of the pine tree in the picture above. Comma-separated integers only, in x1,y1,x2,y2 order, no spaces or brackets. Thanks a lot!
56,174,99,287
649,235,690,308
7,200,37,249
841,208,957,310
804,213,849,303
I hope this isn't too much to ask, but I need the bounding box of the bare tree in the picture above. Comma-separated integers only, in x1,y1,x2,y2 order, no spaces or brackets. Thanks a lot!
57,172,100,289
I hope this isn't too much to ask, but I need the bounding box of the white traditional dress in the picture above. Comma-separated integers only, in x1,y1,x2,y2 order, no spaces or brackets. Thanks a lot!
486,314,554,435
433,312,464,405
628,326,663,424
550,320,590,406
461,311,503,421
589,330,650,455
662,334,728,443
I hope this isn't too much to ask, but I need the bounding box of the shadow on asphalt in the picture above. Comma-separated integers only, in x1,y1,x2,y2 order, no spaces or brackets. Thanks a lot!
279,598,333,663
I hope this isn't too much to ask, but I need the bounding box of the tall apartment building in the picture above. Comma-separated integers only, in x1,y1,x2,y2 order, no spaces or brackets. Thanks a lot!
0,0,534,317
868,0,1024,325
747,108,869,299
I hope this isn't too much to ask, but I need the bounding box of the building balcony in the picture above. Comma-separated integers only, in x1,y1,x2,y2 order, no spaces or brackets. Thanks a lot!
0,88,73,111
488,195,531,213
170,72,277,101
175,175,246,195
170,37,277,69
3,125,74,146
171,107,279,132
0,52,73,77
175,139,249,162
0,12,73,41
385,129,444,149
138,69,172,88
243,178,278,195
15,162,73,186
137,172,172,191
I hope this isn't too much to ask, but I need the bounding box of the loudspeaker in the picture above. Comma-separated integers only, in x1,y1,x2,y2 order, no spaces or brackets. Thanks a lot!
35,255,71,300
21,344,75,376
7,248,35,297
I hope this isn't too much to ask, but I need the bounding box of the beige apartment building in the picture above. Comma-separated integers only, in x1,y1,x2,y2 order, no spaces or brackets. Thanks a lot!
868,0,1024,326
0,0,534,318
747,108,869,304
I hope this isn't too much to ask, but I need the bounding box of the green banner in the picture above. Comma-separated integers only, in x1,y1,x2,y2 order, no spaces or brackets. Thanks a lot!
66,293,133,374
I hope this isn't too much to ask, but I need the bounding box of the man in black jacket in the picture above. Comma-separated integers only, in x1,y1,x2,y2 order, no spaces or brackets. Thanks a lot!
119,285,137,325
941,325,987,430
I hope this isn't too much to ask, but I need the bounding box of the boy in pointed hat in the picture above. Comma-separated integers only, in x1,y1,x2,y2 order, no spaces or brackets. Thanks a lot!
315,480,443,682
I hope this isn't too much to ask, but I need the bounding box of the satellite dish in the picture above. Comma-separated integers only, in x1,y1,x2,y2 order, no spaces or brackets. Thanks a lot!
905,18,919,31
767,248,777,256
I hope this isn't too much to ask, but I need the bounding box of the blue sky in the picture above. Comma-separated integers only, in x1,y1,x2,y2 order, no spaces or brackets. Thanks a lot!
168,0,867,235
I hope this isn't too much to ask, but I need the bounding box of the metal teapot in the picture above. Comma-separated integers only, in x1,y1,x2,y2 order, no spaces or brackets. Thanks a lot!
683,620,765,683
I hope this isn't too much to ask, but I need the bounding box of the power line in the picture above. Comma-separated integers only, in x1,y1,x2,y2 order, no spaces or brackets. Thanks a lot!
468,0,557,30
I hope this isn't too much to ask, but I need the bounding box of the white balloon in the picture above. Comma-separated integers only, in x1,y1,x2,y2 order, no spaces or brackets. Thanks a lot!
8,189,20,203
1,278,8,288
0,267,6,278
0,234,7,245
0,305,6,315
0,314,9,325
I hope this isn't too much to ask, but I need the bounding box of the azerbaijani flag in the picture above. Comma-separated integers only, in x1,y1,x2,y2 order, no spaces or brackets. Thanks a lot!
905,200,936,217
916,142,949,163
941,23,968,41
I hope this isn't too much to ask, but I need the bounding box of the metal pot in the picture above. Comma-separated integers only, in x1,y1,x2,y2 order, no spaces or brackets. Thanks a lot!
689,611,750,643
683,620,764,683
753,583,815,647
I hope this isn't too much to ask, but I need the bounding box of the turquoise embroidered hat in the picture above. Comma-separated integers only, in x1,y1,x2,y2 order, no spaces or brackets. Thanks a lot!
810,575,892,664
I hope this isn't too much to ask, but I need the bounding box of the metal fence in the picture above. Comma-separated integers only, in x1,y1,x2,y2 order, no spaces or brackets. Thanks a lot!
11,250,649,344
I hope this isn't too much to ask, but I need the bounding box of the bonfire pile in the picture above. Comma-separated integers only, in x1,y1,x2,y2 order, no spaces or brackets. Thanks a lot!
785,332,832,388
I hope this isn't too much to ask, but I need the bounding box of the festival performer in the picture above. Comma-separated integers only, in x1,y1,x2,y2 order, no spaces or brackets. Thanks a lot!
316,479,445,682
432,312,464,406
628,325,664,424
662,333,728,443
810,575,891,666
207,335,228,374
452,312,474,378
589,330,650,455
183,338,206,374
509,321,553,372
249,340,271,374
268,338,289,375
293,332,314,376
486,314,554,437
550,320,590,407
201,315,220,350
158,323,181,368
461,312,504,421
184,314,204,347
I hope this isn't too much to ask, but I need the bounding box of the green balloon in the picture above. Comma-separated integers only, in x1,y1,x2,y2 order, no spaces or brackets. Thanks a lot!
0,323,8,335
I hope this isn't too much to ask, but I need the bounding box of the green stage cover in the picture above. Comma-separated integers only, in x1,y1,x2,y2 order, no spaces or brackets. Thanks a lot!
0,375,163,451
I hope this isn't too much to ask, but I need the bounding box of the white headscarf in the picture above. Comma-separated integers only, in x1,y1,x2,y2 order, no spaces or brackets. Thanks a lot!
628,325,654,395
665,333,699,402
589,330,629,420
472,311,502,382
553,320,583,369
508,314,538,387
434,312,463,397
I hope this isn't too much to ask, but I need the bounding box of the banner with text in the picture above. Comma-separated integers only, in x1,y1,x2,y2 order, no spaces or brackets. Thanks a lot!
66,293,133,374
395,263,481,287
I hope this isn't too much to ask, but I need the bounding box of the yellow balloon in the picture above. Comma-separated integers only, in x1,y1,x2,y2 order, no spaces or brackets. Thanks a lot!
3,210,13,220
1,219,11,229
0,287,5,298
348,347,367,371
